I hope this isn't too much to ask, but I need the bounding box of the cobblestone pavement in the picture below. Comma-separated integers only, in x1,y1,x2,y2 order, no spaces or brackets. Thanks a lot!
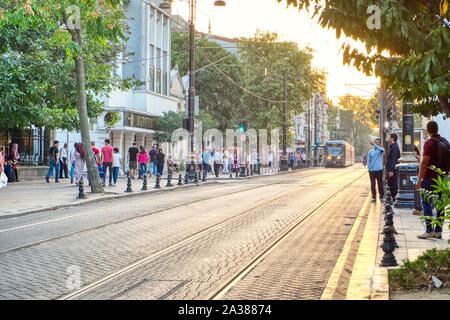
0,166,368,300
221,175,369,300
0,169,320,252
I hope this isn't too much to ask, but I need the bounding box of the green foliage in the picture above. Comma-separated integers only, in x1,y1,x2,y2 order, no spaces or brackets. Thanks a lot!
238,31,326,131
0,0,133,130
154,111,220,143
389,248,450,292
171,32,244,131
276,0,450,116
420,166,450,235
327,93,379,155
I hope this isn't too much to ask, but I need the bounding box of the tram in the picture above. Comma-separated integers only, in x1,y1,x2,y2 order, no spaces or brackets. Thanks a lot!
324,140,355,167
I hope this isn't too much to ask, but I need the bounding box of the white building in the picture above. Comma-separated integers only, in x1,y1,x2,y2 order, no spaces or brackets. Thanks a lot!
56,0,181,166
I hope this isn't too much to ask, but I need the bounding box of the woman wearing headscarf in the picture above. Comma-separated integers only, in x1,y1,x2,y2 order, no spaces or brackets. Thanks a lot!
74,143,86,185
10,143,20,182
0,147,5,174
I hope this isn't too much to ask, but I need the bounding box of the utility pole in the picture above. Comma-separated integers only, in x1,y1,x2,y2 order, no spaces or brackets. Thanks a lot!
280,70,289,171
314,95,318,167
187,0,196,179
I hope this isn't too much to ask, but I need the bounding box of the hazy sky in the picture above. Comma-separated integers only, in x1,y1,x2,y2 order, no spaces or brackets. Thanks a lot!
172,0,379,105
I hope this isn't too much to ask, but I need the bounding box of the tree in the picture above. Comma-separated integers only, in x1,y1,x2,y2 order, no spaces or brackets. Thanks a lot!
154,111,219,144
327,93,379,156
338,94,379,156
0,1,133,193
276,0,450,117
171,32,244,131
238,31,326,133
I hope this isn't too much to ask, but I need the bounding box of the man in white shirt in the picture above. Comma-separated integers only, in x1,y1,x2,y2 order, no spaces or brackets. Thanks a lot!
213,149,224,178
59,143,69,179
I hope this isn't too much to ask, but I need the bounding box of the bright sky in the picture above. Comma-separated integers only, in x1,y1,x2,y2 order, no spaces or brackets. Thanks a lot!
172,0,379,105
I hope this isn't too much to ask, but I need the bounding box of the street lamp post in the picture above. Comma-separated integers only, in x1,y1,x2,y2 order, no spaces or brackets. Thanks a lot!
280,71,289,171
160,0,225,181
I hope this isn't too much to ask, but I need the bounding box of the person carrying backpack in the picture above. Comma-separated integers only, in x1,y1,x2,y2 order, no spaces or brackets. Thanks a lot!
415,120,450,240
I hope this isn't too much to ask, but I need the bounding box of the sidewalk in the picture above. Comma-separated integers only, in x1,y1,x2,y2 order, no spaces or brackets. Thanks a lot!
0,167,289,219
340,201,449,300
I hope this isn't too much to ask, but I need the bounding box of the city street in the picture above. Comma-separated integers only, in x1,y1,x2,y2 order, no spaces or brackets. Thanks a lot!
0,166,371,300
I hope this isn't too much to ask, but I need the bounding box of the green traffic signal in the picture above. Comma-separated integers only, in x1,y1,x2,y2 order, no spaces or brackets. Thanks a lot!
239,120,248,133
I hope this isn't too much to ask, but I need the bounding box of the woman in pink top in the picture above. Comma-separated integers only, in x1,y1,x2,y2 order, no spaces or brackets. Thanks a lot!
0,147,5,174
138,146,149,179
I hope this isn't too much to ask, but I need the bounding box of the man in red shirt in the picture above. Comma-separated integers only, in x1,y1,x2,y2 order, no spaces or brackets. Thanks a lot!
415,121,447,239
101,139,114,187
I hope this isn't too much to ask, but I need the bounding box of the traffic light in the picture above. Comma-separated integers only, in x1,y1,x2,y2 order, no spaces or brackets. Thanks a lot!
239,120,248,133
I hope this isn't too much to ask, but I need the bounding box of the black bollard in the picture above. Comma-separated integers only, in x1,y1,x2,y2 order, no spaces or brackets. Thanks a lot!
380,226,398,267
178,174,183,186
166,170,174,187
77,178,87,199
198,171,202,182
202,169,207,182
125,172,133,193
383,212,399,248
229,171,232,179
155,174,161,189
385,191,394,206
184,172,189,184
141,174,148,191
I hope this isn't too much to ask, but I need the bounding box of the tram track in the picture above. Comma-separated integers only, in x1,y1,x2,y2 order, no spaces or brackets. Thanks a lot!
57,169,364,300
205,171,368,300
0,168,334,255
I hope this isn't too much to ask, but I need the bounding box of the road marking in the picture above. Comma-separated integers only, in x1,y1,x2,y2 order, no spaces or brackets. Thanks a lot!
320,193,372,300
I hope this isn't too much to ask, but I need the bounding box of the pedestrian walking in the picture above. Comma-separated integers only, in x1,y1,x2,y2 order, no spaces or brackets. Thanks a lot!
59,143,69,179
69,145,76,184
0,147,4,175
385,133,401,201
0,147,5,189
101,139,114,187
213,149,224,178
148,145,158,177
128,142,139,179
167,154,174,173
10,143,20,182
362,154,368,167
301,152,307,167
223,148,229,174
202,149,211,175
112,147,122,185
156,148,165,176
45,141,60,183
288,152,296,170
74,143,85,185
416,121,450,240
251,150,258,174
138,146,149,179
367,138,385,203
412,144,423,216
268,151,273,170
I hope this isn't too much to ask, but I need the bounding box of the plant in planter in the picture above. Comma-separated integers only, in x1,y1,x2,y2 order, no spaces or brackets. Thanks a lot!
420,166,450,240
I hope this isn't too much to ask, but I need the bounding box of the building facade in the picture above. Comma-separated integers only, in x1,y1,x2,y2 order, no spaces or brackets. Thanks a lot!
56,0,181,169
293,93,330,164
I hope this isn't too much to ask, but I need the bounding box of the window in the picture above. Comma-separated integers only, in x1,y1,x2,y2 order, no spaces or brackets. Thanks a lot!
162,71,168,96
155,68,161,94
149,66,155,92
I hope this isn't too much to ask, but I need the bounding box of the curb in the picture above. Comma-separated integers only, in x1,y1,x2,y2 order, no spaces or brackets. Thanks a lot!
0,168,307,220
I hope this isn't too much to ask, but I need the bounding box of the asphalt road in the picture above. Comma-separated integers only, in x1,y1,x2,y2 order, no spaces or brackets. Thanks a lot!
0,166,369,300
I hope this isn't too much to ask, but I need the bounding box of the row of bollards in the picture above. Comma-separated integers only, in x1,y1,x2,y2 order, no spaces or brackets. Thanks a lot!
380,186,399,267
